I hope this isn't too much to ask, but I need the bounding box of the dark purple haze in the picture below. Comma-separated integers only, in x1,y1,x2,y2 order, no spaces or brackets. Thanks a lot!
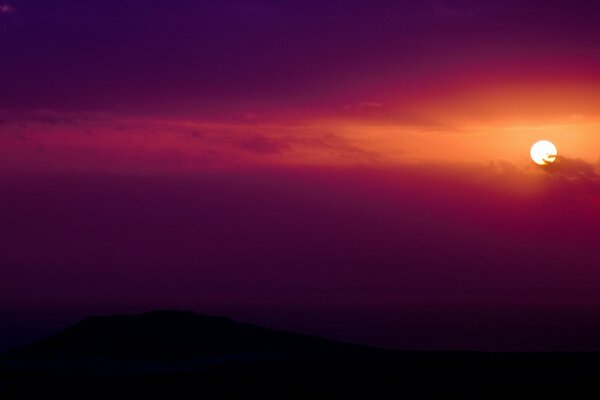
2,166,600,351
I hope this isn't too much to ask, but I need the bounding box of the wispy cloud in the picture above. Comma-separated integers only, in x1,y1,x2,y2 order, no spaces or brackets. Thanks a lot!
0,3,14,13
358,102,382,109
546,156,600,180
237,135,290,155
0,111,382,172
543,156,600,196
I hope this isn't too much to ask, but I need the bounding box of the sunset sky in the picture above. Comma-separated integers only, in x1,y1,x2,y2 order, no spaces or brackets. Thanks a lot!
2,1,600,351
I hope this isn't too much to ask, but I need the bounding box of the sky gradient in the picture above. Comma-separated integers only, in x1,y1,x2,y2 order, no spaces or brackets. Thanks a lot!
1,0,600,351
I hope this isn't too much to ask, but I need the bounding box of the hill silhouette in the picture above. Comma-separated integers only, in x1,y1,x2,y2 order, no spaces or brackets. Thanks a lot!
4,310,360,366
2,310,600,397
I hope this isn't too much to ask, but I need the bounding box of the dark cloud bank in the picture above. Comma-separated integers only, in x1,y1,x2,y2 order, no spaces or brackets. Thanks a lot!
543,156,600,195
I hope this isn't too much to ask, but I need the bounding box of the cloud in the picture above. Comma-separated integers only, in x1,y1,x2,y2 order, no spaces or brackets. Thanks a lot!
358,102,382,109
237,135,290,154
0,110,385,173
0,110,595,178
542,156,600,196
545,156,600,179
0,3,14,13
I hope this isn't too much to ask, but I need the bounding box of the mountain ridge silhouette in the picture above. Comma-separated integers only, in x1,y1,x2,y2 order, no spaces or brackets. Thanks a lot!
2,309,600,397
3,309,368,366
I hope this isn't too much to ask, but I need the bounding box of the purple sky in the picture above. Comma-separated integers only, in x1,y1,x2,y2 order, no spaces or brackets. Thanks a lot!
2,1,600,351
2,166,600,351
3,1,600,117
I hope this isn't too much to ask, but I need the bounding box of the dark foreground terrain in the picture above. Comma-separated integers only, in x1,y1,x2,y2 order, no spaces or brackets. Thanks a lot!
1,310,599,398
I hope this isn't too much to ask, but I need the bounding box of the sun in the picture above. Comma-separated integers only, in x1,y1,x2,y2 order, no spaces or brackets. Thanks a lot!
530,140,557,166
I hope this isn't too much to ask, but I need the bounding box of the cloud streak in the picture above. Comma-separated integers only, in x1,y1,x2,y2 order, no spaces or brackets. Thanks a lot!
1,110,598,177
0,111,383,173
542,156,600,196
545,156,600,180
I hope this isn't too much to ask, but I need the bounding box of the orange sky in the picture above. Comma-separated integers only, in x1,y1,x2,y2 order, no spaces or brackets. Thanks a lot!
2,80,600,174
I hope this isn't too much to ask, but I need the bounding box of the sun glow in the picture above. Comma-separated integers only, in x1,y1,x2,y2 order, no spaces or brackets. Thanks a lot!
530,140,558,166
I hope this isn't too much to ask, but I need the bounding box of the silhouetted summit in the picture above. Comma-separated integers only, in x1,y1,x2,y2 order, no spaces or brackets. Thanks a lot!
4,310,360,366
3,310,600,398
